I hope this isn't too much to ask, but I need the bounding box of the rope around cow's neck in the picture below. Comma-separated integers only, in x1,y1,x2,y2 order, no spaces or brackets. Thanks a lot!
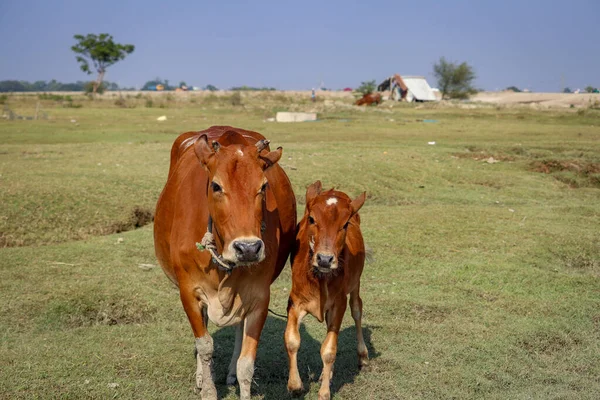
196,216,235,273
196,217,288,319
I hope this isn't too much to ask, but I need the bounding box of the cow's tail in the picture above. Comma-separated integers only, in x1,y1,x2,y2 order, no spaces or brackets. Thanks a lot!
365,244,375,264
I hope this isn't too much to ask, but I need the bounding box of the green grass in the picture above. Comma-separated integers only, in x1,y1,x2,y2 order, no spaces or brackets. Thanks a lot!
1,93,599,399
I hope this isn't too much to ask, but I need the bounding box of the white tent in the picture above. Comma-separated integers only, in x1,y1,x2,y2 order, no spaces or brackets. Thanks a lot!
402,76,438,102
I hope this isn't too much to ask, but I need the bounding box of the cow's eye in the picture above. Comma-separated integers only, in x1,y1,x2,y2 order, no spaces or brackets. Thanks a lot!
343,221,350,230
260,182,268,193
308,216,315,225
211,182,222,193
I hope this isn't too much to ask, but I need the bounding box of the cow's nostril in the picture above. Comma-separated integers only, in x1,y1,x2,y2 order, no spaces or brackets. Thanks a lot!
233,240,263,261
316,253,334,268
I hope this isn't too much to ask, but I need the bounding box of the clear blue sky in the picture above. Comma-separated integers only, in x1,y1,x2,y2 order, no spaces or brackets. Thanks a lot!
0,0,598,92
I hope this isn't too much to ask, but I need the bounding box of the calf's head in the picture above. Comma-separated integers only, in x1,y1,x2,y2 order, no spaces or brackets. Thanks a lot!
302,181,366,274
194,132,282,266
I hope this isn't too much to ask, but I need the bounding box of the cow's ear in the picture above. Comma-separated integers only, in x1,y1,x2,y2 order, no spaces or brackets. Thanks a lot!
259,147,282,169
350,192,366,215
194,135,215,167
305,180,322,208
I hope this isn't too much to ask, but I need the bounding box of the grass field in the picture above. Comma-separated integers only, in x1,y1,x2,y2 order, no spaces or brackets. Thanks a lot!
1,92,599,399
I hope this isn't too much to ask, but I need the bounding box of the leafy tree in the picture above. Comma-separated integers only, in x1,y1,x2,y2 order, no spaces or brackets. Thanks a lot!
355,80,376,95
563,87,572,93
71,33,134,94
505,86,521,92
585,86,596,93
433,57,477,99
204,84,218,91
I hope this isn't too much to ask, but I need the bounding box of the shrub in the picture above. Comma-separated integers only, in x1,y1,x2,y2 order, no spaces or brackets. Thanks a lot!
230,91,243,106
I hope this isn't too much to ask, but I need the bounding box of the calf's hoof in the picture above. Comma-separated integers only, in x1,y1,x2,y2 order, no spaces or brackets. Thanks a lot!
318,389,331,400
287,380,304,396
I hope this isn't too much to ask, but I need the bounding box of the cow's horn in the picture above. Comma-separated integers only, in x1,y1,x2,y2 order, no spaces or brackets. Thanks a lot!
255,139,270,152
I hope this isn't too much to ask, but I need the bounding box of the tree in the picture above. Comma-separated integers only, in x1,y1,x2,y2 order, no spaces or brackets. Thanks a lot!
204,84,218,91
355,80,376,95
433,57,477,99
71,33,134,94
585,86,596,93
506,86,521,92
563,87,572,93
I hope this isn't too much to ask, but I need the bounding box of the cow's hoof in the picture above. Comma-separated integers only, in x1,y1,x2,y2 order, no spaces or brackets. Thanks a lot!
200,385,217,400
226,373,237,386
359,357,370,370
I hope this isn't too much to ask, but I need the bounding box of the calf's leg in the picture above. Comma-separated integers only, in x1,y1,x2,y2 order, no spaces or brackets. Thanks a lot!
350,287,369,368
284,302,306,393
318,298,347,400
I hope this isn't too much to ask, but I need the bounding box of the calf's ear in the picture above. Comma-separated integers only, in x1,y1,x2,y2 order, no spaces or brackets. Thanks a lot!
305,180,322,208
194,135,217,168
350,192,366,215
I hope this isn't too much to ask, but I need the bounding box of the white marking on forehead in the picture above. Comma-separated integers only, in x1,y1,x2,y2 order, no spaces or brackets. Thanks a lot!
326,197,338,206
236,149,244,156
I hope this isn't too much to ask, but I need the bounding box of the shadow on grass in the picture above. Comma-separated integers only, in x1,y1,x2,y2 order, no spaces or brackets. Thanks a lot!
211,316,379,399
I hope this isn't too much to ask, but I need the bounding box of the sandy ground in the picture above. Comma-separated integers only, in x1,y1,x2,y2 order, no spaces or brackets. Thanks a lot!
472,91,600,108
8,90,600,109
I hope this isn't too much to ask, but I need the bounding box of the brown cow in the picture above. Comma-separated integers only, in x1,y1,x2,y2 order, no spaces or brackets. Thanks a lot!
354,92,381,106
154,126,296,400
285,181,368,400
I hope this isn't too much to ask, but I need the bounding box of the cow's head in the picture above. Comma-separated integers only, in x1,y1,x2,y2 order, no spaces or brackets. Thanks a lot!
194,132,282,267
303,181,366,274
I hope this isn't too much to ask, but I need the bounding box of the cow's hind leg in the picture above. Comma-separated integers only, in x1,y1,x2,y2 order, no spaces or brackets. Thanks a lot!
237,303,268,400
227,321,244,385
318,298,346,400
181,289,217,400
350,286,369,368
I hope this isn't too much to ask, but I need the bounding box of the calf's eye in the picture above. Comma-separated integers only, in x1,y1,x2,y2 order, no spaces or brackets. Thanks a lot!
308,216,315,225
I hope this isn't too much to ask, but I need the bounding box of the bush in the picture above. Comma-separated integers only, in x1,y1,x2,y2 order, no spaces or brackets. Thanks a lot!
0,94,7,104
355,80,376,95
145,98,153,108
230,91,243,106
433,57,477,99
85,81,105,94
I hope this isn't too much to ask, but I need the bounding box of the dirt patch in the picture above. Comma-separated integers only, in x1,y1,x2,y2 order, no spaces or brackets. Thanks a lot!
453,147,516,162
530,160,600,188
42,294,157,329
530,160,600,175
110,206,154,233
404,302,451,323
518,331,581,355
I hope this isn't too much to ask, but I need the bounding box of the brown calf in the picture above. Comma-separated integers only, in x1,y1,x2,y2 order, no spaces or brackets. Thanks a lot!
284,181,368,400
355,92,381,106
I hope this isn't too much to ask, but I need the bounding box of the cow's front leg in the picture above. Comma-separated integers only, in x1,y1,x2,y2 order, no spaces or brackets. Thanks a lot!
227,321,244,385
318,298,347,400
285,300,306,394
180,288,216,400
237,303,268,400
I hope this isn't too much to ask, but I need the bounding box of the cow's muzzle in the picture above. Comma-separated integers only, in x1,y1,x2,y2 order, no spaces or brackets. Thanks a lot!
232,238,265,264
